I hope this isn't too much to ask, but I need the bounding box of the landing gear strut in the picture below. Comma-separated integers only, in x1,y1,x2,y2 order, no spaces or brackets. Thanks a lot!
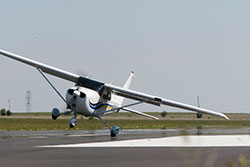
52,108,73,120
98,116,120,137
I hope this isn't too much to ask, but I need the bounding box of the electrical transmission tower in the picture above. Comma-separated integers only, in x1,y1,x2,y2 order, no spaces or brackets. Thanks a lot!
25,90,32,112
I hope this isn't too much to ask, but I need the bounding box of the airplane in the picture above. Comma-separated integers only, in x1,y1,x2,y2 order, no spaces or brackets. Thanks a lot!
0,49,229,137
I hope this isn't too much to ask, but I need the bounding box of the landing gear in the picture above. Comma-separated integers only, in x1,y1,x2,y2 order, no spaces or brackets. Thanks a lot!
110,126,120,137
97,116,120,137
69,118,77,128
39,68,80,129
69,113,77,128
52,108,60,120
51,108,74,127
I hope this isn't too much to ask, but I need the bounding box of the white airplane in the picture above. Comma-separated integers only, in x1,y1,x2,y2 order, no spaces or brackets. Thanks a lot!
0,49,229,137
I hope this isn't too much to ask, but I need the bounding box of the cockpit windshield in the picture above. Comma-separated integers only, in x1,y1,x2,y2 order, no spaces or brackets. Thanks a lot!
76,77,104,93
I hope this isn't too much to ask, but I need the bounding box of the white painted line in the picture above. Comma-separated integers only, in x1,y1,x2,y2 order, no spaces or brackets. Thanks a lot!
37,135,250,148
29,136,48,139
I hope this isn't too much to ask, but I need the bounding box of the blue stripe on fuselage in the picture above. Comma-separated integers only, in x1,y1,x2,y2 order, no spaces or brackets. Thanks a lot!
89,101,113,110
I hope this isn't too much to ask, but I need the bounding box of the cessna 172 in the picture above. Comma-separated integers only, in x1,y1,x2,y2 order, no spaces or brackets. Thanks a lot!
0,49,229,137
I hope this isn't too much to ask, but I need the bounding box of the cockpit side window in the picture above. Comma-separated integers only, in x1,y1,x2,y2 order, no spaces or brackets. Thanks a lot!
102,89,111,100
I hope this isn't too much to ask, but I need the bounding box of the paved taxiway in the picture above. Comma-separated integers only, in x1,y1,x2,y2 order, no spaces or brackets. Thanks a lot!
1,128,250,167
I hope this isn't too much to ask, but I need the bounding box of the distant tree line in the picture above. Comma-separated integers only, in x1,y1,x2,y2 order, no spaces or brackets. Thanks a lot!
0,108,12,116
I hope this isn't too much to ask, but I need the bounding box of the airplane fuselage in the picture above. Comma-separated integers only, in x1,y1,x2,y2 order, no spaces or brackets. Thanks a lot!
66,86,115,117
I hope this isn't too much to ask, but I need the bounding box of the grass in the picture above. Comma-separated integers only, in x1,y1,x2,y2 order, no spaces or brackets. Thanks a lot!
9,112,200,117
1,112,250,131
0,118,250,131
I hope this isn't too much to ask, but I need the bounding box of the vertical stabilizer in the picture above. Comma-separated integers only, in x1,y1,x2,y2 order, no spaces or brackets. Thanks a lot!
123,71,135,89
111,71,135,106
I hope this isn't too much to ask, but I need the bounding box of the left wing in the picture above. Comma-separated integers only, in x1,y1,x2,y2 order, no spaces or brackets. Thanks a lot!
0,49,105,92
104,84,229,120
0,49,80,83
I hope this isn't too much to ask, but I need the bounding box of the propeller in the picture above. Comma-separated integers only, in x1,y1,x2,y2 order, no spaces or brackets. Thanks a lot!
76,69,93,78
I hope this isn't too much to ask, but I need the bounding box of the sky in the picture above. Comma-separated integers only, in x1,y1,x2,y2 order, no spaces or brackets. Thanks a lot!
0,0,250,113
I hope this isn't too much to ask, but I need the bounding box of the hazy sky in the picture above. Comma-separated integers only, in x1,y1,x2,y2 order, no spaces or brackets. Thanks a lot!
1,0,250,113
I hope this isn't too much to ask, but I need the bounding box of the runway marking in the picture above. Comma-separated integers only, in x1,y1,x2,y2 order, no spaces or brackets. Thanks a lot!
29,136,48,139
37,135,250,148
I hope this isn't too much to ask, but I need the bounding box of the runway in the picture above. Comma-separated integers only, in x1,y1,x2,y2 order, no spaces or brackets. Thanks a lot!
1,128,250,167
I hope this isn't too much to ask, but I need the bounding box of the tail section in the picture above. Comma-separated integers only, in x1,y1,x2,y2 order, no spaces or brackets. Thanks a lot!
111,71,135,106
123,71,135,89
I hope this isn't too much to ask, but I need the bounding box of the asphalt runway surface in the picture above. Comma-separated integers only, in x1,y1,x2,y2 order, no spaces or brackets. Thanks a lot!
1,128,250,167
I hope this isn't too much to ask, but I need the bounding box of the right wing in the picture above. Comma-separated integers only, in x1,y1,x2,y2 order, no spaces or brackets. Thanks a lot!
0,49,80,83
104,84,229,120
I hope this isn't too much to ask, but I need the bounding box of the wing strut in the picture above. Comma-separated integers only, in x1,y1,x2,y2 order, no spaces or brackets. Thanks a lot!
97,116,120,137
122,108,158,120
94,101,143,116
94,101,158,120
37,68,68,107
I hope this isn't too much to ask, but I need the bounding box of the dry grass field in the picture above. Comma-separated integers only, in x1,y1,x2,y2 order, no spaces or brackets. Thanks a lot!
0,112,249,131
1,112,249,120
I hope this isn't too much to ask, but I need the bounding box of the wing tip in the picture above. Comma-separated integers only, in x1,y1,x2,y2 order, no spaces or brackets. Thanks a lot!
220,113,230,120
153,117,159,120
224,115,230,120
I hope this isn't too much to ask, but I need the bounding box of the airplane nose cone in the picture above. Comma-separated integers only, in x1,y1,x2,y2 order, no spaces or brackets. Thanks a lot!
73,90,81,97
72,91,86,99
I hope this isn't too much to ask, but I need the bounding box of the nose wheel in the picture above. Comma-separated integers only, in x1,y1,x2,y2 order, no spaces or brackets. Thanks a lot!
69,112,77,128
52,108,60,120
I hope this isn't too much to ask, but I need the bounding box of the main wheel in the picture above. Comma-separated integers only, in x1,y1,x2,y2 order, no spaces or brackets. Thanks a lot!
110,132,117,137
52,108,60,120
110,126,120,137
